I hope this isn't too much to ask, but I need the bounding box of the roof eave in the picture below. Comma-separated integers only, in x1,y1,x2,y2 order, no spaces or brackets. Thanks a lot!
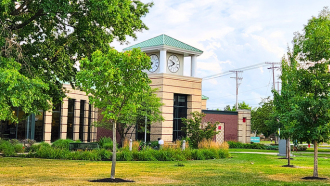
124,45,203,56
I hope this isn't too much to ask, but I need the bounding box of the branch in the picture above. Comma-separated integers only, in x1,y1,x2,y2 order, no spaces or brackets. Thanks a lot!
10,9,46,31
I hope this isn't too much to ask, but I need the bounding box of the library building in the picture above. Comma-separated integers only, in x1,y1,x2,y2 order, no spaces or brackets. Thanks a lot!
0,35,251,144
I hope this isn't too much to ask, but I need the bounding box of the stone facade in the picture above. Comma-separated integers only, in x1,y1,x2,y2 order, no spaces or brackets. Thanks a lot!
149,73,202,142
43,84,98,143
237,109,251,143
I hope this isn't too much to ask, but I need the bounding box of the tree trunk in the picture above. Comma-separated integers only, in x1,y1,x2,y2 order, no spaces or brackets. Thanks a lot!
313,140,318,177
111,120,117,179
287,138,290,166
274,133,277,145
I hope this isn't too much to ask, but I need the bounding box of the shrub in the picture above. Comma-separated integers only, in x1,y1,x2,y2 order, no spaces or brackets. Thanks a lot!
117,149,134,161
98,149,112,160
266,145,278,150
228,141,269,150
14,144,25,153
52,139,75,150
0,141,15,157
182,112,219,149
9,139,20,145
102,142,113,150
98,137,117,151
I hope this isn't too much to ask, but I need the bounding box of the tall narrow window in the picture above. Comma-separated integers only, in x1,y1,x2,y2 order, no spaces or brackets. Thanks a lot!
79,100,85,141
34,111,44,142
67,99,75,140
173,94,187,141
51,103,61,142
87,104,92,142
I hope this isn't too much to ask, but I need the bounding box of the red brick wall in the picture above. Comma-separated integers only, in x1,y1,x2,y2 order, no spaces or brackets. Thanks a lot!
202,110,238,141
97,111,122,143
97,127,122,144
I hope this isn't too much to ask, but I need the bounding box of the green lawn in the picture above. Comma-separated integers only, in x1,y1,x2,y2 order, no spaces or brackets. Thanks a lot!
1,153,330,185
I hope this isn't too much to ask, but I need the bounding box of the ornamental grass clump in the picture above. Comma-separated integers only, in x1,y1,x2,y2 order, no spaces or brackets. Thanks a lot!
122,139,140,151
198,139,229,150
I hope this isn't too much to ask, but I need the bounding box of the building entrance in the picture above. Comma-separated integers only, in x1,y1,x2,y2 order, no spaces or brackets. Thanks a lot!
0,108,44,141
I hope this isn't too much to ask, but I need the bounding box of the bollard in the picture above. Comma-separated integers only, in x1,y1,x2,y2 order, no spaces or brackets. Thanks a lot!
129,139,132,151
182,140,186,151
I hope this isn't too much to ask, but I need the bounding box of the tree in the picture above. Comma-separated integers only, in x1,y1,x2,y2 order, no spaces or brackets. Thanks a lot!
0,0,153,121
77,48,152,180
223,105,232,111
276,7,330,178
273,51,299,166
224,101,252,111
181,112,219,149
251,97,278,138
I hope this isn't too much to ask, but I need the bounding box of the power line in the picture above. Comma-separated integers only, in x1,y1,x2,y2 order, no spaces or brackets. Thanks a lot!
203,62,269,80
205,84,271,106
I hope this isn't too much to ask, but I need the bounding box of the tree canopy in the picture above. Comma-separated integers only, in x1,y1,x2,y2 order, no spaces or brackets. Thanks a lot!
251,97,277,137
0,0,153,120
223,101,252,111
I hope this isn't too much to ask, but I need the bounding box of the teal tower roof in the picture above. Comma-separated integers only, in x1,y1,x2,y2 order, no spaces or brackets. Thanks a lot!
123,34,203,53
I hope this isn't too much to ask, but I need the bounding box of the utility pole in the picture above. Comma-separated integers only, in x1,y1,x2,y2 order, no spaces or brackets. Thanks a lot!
266,62,280,91
275,81,281,93
230,71,243,110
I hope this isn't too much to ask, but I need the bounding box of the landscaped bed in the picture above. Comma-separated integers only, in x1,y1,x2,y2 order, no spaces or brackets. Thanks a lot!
0,138,229,161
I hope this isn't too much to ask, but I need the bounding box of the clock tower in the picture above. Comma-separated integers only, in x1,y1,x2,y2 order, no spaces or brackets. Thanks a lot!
123,34,203,142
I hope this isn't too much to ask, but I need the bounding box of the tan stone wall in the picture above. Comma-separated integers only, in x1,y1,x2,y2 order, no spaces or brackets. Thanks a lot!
237,109,251,143
43,84,97,143
148,73,202,142
202,99,207,110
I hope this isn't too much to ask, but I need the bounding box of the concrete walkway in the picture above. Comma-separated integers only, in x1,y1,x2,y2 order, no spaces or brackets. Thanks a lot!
230,152,278,155
230,151,330,155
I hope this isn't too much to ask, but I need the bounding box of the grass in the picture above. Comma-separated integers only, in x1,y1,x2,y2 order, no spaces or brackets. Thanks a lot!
1,153,330,185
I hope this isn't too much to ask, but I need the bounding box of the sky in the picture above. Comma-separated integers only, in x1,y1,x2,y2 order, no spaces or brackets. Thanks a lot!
111,0,329,110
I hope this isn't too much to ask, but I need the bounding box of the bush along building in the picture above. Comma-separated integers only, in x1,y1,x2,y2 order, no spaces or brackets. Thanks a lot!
0,34,250,144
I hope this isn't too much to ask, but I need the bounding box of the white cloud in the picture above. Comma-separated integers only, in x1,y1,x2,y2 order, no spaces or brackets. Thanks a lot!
113,0,328,109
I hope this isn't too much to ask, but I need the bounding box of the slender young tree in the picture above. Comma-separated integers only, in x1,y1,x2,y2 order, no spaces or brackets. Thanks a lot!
77,48,152,180
275,7,330,177
273,51,299,167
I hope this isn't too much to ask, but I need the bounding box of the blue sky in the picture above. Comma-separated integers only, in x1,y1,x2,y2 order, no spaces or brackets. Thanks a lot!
112,0,329,110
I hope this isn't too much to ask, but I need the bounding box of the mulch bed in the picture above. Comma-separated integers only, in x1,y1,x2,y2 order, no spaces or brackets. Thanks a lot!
89,178,135,183
302,177,327,180
282,165,295,168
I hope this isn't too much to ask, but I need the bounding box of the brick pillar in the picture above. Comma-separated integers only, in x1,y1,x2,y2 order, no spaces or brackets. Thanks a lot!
237,109,251,143
73,100,80,141
60,98,69,139
83,101,89,142
43,109,52,143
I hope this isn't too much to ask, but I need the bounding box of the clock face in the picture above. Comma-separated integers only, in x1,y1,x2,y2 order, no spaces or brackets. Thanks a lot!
168,55,180,73
149,54,159,72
